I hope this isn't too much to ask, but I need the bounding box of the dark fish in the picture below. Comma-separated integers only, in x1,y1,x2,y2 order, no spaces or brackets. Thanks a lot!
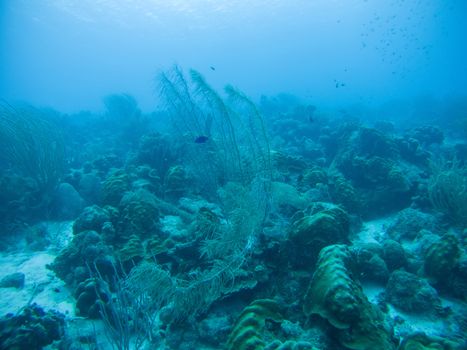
210,66,216,71
195,135,209,143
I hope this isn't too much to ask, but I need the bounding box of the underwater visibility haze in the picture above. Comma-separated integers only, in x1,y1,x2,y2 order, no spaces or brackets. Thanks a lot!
0,1,467,350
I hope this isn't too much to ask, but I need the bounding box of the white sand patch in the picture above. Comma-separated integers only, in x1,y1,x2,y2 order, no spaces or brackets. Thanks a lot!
161,215,188,238
0,251,75,317
387,304,452,338
355,217,393,243
361,282,385,304
362,282,466,339
44,221,74,251
0,221,75,317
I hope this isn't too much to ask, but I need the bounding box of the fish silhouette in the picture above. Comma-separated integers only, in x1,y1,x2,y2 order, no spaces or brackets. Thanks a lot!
194,135,209,143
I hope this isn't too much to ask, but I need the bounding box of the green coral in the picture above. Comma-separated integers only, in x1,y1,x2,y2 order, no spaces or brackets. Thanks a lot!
117,234,144,263
328,172,361,214
226,299,283,350
265,340,317,350
101,169,130,206
145,236,175,258
288,204,349,265
118,189,160,240
303,244,395,350
300,166,328,188
424,233,460,283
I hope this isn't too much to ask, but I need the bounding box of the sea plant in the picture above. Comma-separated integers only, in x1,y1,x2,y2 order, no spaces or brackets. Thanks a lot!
428,157,467,227
0,103,65,205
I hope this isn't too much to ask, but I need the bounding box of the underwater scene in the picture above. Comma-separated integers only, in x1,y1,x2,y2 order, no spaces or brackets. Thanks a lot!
1,1,467,349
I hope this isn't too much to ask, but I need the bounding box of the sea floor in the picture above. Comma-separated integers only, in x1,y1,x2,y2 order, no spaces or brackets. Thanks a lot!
1,217,466,350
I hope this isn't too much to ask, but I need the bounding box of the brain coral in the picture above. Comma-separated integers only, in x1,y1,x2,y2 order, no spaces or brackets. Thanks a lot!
303,244,395,350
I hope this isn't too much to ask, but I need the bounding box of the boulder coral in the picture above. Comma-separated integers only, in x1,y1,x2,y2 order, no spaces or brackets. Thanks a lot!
226,299,283,350
424,233,460,283
118,189,160,240
303,244,395,350
385,270,441,314
288,203,350,266
101,169,130,207
226,299,317,350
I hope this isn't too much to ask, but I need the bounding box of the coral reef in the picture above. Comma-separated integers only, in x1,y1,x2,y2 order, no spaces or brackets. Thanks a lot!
2,69,466,349
0,304,65,350
48,230,114,286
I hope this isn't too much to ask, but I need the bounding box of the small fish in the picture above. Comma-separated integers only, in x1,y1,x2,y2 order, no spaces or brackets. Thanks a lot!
210,66,216,71
334,80,346,88
195,135,209,143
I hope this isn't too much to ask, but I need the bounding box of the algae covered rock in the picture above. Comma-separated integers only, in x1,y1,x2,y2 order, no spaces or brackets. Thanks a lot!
385,270,441,314
0,304,65,350
303,244,395,350
383,239,408,271
423,233,467,300
48,230,114,286
424,233,460,283
0,272,25,289
387,208,440,242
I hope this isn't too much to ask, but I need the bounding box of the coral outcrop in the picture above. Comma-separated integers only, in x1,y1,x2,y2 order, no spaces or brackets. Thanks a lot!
303,244,395,350
288,203,350,266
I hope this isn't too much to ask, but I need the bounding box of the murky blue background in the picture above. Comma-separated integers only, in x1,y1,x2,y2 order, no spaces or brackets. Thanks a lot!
1,0,466,112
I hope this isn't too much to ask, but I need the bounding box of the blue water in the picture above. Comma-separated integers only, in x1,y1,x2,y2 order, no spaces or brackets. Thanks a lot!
1,0,466,113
